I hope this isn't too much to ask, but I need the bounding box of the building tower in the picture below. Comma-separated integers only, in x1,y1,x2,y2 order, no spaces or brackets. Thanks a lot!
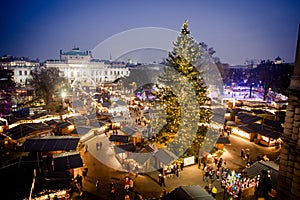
277,24,300,199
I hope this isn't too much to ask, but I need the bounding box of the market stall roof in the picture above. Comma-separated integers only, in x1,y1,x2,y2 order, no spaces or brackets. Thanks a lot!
8,122,51,140
71,126,93,135
162,185,214,200
226,121,236,126
243,160,279,188
56,121,73,128
211,113,225,124
120,126,138,136
263,118,284,132
22,136,80,152
42,171,71,190
44,119,63,126
238,123,261,133
111,116,125,123
216,136,230,144
126,144,155,165
154,149,178,165
114,143,135,154
86,113,97,120
257,126,282,139
236,113,262,124
109,135,129,143
53,152,83,171
30,111,48,119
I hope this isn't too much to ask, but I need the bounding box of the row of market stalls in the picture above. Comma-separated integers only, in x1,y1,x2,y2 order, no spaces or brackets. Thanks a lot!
225,108,284,146
0,111,113,200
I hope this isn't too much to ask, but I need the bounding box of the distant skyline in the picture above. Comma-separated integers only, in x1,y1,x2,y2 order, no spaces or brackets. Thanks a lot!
1,0,300,65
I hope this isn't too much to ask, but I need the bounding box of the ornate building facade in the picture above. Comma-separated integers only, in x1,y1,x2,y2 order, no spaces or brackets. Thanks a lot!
45,47,130,86
0,55,40,86
277,24,300,199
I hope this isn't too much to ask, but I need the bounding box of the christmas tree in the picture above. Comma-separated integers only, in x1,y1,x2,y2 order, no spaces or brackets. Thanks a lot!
151,21,211,157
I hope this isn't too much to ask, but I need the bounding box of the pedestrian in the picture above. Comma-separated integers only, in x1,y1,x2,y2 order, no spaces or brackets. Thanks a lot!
159,174,165,187
124,177,130,193
205,170,209,182
261,170,271,200
110,184,116,199
110,181,116,190
96,142,99,150
216,170,220,180
124,194,130,200
99,141,102,149
241,148,244,158
211,186,217,198
161,188,167,198
85,144,88,152
129,178,134,191
202,160,206,170
175,168,179,177
96,178,100,192
83,167,88,178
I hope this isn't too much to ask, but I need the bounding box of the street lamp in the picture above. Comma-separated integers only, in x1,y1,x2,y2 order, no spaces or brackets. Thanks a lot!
61,91,66,109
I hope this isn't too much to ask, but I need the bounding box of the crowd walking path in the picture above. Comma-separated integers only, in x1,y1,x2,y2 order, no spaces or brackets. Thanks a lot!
71,133,281,200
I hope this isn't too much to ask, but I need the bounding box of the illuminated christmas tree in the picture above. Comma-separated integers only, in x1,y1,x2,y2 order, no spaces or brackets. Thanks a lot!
151,21,211,157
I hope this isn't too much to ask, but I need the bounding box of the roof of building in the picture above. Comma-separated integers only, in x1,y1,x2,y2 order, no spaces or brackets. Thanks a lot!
114,143,135,154
60,48,89,56
44,119,64,126
154,149,178,165
30,111,48,120
111,116,126,123
109,135,129,143
126,144,155,165
216,136,230,144
53,152,83,171
238,124,282,139
120,126,138,136
236,113,262,124
22,136,80,151
211,114,225,124
8,123,51,140
71,126,93,135
163,185,215,200
56,121,73,128
243,160,279,188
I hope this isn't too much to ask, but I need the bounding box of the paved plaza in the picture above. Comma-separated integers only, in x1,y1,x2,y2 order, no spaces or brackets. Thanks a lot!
70,133,281,200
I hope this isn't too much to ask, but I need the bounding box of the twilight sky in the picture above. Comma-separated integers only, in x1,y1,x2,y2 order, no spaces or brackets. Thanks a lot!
1,0,300,65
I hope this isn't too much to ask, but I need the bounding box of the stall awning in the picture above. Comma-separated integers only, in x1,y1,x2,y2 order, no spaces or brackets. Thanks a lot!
216,136,230,144
163,185,215,200
53,152,83,171
236,113,262,124
109,135,129,143
71,126,93,135
22,136,80,151
154,149,178,165
126,145,155,165
243,160,279,188
8,122,51,140
114,143,135,154
120,126,138,136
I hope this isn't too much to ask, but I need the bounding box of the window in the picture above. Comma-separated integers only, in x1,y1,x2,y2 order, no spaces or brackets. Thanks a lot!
19,71,22,75
24,71,28,76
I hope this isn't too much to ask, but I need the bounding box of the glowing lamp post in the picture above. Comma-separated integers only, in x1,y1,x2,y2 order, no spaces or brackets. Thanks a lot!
61,91,66,109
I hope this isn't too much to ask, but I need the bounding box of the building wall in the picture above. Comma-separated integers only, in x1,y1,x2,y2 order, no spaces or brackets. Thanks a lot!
277,24,300,200
45,48,130,85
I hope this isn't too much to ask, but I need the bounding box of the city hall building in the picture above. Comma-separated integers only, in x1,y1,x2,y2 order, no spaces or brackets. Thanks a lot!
45,47,130,87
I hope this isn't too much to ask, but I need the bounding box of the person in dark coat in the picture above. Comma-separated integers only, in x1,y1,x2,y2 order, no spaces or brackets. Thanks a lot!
261,170,271,200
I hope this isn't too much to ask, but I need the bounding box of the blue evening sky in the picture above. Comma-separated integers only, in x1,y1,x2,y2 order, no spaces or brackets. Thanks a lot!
1,0,300,65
